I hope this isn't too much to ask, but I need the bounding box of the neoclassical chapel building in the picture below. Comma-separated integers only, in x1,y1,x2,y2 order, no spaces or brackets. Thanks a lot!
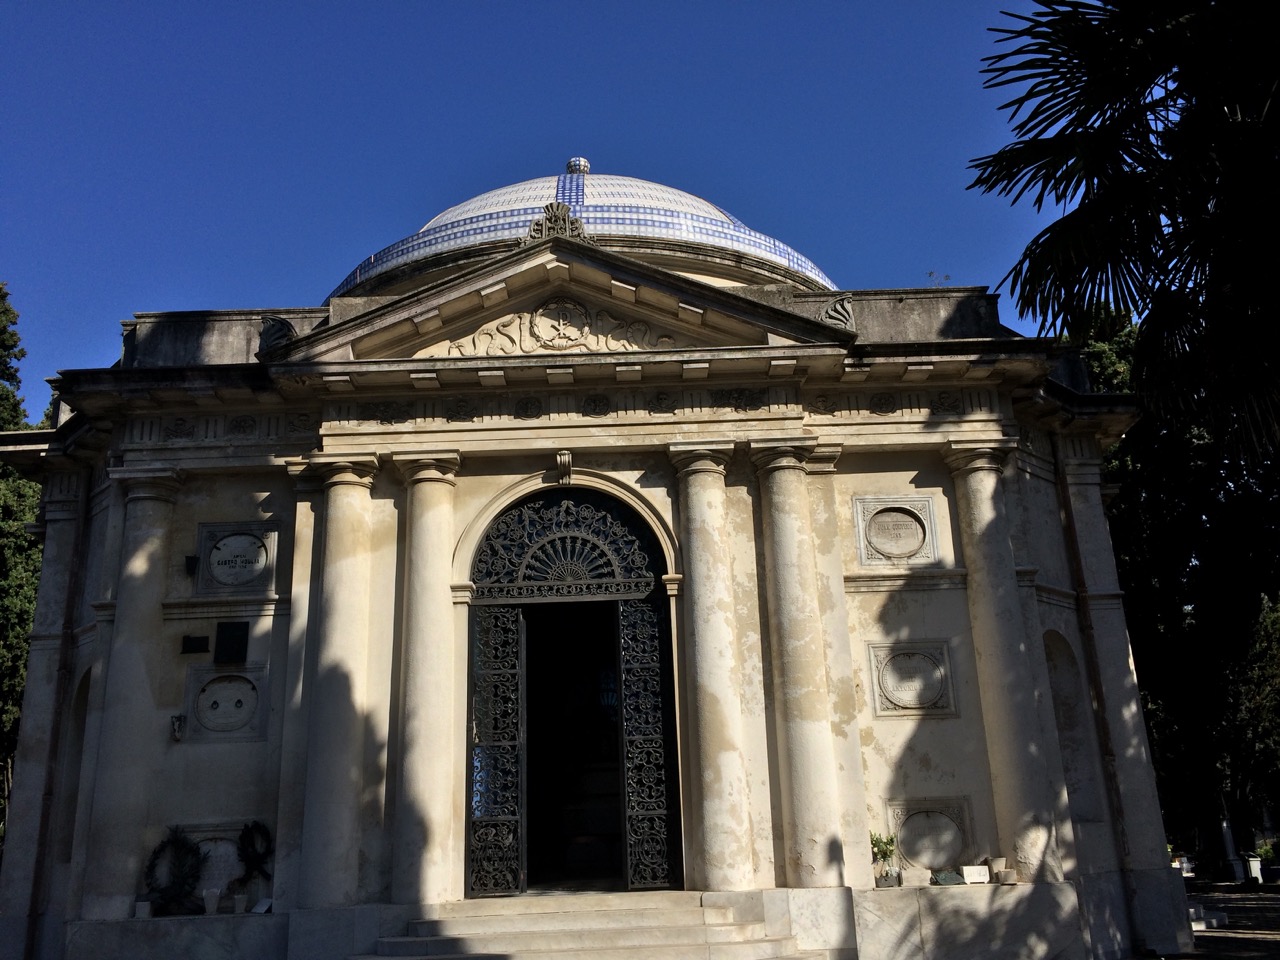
0,159,1190,960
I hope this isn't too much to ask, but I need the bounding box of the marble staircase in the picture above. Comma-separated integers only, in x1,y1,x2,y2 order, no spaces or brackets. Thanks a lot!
354,890,827,960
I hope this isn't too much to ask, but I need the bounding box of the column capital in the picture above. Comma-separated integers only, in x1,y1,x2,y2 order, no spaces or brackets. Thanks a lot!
805,443,843,475
748,438,817,473
669,442,734,476
392,451,462,486
310,455,380,489
943,439,1017,477
108,467,183,503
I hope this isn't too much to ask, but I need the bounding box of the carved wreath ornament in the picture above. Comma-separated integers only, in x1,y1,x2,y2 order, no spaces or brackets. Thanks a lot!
418,298,694,358
471,499,654,603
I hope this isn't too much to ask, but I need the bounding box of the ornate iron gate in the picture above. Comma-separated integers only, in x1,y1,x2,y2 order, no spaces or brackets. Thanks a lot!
465,492,679,896
466,605,526,896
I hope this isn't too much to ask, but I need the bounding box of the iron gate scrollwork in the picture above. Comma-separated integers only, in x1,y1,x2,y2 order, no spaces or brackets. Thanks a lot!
618,595,672,888
466,491,680,896
466,605,525,896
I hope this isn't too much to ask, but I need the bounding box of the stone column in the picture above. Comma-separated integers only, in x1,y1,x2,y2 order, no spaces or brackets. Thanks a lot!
298,457,378,909
1056,441,1190,953
750,442,844,888
805,446,874,889
0,470,85,947
271,466,322,911
670,443,754,891
81,470,181,920
391,453,461,905
945,441,1062,882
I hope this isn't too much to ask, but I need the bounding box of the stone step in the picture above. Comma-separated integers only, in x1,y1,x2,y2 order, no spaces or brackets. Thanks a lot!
376,922,780,956
359,940,802,960
409,905,736,936
418,890,705,919
1190,910,1229,931
361,890,810,960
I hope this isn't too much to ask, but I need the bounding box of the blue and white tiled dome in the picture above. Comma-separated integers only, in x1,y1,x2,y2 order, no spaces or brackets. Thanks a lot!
331,159,835,297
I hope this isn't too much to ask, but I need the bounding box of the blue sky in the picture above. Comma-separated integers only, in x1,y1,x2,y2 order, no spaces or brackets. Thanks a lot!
3,0,1049,418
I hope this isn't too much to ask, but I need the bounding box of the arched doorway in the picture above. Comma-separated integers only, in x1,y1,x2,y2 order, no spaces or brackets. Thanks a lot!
465,488,682,897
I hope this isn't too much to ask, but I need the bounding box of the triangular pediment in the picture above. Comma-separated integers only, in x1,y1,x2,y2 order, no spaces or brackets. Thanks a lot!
263,238,854,365
410,296,712,360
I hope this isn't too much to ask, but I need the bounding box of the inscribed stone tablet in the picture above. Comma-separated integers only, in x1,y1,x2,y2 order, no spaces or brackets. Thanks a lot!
878,651,945,709
866,507,926,558
898,810,964,870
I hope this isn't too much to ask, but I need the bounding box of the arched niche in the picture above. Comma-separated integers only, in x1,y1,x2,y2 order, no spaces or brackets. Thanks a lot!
1044,631,1106,823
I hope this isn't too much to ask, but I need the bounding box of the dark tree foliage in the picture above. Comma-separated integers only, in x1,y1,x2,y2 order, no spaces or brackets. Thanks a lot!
1084,326,1280,865
1221,599,1280,855
0,283,42,850
971,1,1280,458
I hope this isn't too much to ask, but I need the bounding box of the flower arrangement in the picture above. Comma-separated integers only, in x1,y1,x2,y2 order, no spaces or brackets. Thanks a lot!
870,831,896,863
870,831,899,885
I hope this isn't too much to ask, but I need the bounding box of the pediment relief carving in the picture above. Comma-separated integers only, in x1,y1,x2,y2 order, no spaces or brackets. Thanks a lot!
412,297,703,359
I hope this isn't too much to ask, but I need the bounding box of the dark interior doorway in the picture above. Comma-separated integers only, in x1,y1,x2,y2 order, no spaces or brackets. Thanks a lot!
523,600,624,890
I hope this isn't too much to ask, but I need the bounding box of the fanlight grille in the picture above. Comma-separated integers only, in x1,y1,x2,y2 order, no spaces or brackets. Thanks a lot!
471,496,654,603
520,534,617,583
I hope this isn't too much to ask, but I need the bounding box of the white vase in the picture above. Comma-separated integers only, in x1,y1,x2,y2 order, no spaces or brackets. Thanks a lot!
202,889,220,915
233,894,248,913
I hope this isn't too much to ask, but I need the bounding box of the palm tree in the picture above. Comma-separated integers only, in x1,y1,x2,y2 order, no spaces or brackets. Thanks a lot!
969,0,1280,457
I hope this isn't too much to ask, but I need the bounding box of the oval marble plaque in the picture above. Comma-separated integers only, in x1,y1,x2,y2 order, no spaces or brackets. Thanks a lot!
879,651,945,709
898,810,964,869
195,675,259,732
208,533,268,586
866,507,926,558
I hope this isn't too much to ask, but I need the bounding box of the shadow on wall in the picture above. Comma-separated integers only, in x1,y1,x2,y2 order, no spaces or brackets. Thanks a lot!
280,661,513,960
853,444,1183,959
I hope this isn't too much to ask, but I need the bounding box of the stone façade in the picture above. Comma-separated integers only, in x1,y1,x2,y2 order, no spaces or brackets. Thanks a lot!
0,173,1191,960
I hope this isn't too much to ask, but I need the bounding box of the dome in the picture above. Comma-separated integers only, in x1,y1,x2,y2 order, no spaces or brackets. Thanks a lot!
330,159,835,298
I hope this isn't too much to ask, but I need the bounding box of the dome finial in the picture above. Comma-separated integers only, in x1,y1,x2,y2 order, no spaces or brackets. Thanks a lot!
565,157,590,174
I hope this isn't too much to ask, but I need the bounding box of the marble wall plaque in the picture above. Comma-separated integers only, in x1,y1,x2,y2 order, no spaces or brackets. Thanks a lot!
855,497,936,565
887,797,973,871
194,522,280,598
869,641,956,718
182,662,269,743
